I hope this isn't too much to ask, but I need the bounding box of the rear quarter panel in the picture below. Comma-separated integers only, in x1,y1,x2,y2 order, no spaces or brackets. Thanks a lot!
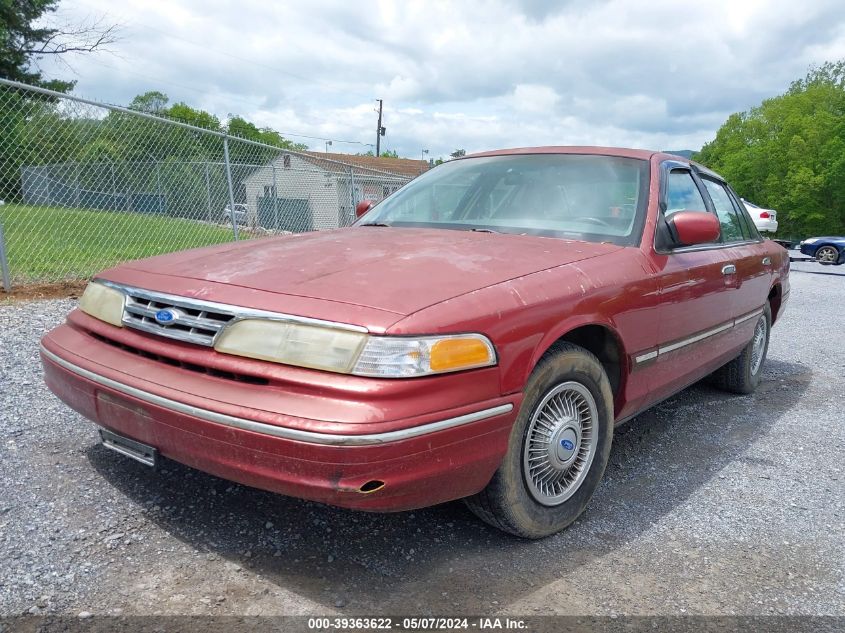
768,240,791,322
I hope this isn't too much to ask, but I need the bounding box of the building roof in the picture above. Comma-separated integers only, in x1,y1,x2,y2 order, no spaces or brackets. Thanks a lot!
301,151,429,178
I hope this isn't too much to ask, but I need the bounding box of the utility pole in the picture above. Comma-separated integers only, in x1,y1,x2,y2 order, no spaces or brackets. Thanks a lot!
375,99,385,157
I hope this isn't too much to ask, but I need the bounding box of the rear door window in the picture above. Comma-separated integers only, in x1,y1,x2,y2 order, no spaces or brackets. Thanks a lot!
728,189,761,240
701,178,747,242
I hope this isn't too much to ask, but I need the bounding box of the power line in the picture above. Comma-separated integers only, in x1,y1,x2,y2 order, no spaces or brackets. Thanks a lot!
69,58,373,146
60,2,379,147
132,23,331,89
75,0,372,96
77,58,271,110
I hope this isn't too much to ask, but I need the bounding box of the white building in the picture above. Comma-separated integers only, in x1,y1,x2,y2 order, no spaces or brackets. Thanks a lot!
241,152,428,232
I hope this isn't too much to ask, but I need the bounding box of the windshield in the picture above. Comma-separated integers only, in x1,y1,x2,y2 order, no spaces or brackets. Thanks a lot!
357,154,650,245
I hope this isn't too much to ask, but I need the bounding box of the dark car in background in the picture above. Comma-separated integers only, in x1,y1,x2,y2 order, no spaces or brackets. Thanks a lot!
799,236,845,264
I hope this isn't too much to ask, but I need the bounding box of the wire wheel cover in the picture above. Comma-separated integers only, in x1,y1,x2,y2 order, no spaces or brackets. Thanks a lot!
751,315,767,375
523,381,598,506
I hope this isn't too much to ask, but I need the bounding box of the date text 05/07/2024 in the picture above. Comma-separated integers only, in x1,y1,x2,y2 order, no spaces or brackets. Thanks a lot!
306,616,528,630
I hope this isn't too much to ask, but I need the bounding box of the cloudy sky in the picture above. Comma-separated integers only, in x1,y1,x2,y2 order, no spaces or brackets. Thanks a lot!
38,0,845,159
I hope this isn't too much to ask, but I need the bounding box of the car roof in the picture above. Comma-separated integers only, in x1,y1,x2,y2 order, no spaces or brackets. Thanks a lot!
465,146,674,161
458,146,729,180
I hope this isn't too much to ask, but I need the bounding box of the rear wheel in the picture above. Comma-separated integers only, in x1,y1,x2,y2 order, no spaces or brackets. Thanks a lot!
711,304,771,394
815,245,839,265
464,342,614,538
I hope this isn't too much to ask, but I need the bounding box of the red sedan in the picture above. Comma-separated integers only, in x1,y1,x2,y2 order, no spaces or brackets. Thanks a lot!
41,147,790,538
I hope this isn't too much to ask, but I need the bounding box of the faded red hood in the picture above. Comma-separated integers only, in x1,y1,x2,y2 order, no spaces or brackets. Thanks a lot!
116,227,619,317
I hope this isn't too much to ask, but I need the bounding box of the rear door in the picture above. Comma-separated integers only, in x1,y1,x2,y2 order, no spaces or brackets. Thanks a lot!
698,176,771,325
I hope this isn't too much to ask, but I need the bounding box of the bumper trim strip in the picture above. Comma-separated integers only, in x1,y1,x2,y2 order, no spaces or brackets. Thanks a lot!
41,345,513,446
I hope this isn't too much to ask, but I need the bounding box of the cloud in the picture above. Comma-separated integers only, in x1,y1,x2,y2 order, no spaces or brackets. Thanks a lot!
510,85,562,114
37,0,845,158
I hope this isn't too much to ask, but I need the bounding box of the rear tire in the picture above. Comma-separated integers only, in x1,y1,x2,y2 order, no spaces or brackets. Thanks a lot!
710,304,771,394
464,342,614,538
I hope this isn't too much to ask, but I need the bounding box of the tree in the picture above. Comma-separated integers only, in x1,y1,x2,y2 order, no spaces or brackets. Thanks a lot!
225,115,306,154
168,102,222,132
359,149,401,158
0,1,118,199
0,0,118,92
129,91,169,114
696,61,845,238
450,149,466,159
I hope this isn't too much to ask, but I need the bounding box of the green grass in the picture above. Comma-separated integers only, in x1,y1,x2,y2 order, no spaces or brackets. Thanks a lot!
0,204,237,282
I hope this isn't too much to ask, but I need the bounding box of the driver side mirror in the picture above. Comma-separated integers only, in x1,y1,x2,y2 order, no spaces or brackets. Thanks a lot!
355,199,373,219
668,211,720,246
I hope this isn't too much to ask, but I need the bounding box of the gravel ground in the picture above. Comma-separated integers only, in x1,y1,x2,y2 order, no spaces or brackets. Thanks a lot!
0,262,843,619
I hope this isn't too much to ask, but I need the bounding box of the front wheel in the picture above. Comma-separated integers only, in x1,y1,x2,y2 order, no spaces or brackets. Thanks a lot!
815,245,840,265
464,342,614,538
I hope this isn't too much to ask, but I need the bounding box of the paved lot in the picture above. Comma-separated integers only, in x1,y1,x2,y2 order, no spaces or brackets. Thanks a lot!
1,263,843,618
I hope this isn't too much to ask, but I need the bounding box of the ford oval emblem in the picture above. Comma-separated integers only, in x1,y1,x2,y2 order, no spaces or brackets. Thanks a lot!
560,439,575,451
154,308,178,325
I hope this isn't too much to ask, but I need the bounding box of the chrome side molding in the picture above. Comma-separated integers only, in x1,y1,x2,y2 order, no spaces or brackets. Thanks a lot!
634,307,765,365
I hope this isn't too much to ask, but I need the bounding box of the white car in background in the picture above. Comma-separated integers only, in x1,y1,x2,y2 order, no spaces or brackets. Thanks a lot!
222,203,248,226
742,199,778,233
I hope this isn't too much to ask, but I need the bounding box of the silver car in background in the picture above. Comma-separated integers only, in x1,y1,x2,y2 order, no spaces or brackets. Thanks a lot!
223,203,248,226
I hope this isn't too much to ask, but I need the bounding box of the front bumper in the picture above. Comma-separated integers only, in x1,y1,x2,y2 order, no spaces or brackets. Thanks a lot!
41,320,519,511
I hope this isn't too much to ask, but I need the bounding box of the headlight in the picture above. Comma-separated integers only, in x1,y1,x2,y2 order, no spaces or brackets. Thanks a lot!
214,320,496,378
802,238,818,245
79,281,125,327
352,334,496,377
214,319,368,373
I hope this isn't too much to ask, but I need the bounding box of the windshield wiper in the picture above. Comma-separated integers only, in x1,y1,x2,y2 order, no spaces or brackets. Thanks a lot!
470,227,499,233
359,222,391,227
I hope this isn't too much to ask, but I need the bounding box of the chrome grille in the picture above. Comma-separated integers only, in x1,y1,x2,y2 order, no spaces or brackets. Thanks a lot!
119,287,237,346
96,279,368,348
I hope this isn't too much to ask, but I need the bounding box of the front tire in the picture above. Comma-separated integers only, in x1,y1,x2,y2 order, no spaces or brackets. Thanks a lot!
711,304,771,394
815,245,839,265
464,342,614,538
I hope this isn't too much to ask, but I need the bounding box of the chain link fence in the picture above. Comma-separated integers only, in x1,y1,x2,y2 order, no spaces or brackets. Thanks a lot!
0,78,420,291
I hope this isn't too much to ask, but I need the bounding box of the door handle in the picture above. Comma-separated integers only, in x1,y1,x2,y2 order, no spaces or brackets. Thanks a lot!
762,257,771,265
721,264,736,275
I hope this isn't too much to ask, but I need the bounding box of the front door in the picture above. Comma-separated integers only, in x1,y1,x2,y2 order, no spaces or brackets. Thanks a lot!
642,167,739,404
